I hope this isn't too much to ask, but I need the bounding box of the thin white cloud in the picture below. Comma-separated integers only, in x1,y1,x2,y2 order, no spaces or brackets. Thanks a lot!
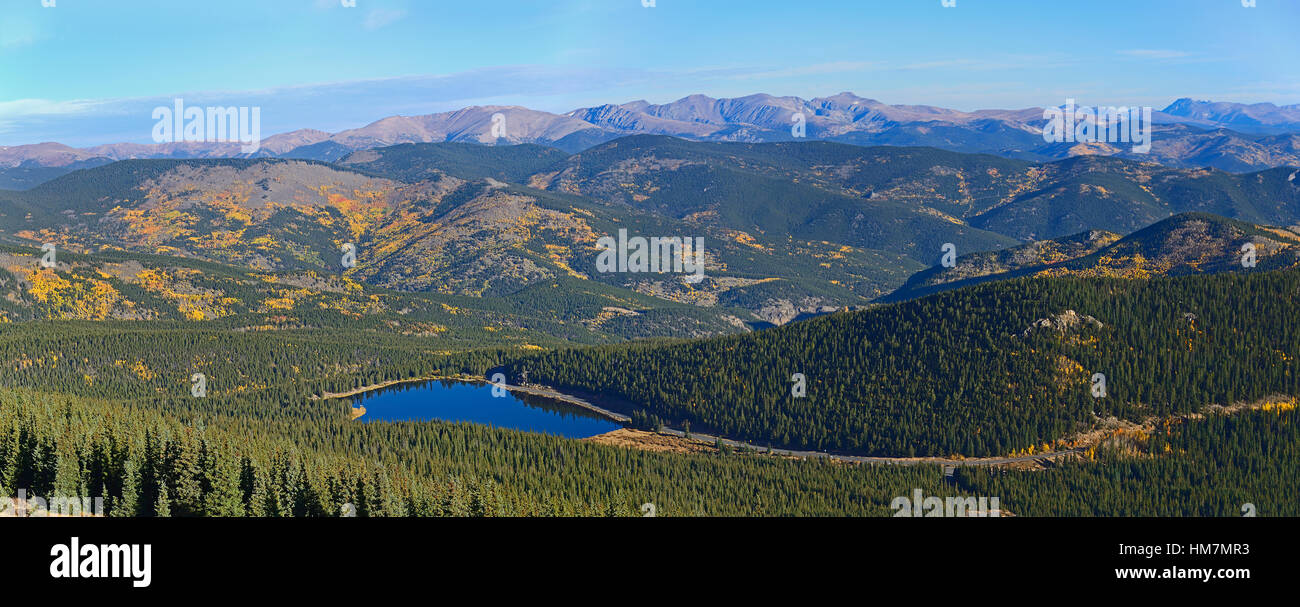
897,55,1080,72
1117,49,1190,59
0,98,105,119
363,8,407,31
0,18,42,48
1182,81,1300,106
732,61,883,81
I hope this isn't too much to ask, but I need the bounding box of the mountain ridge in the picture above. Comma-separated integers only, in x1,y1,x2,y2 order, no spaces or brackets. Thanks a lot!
7,93,1300,185
883,212,1300,302
6,138,1300,327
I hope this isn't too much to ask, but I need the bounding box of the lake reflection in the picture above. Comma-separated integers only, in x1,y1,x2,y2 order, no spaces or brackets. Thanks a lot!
349,379,622,439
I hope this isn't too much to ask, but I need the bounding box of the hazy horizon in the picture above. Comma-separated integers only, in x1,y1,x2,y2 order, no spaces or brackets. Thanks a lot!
2,0,1297,146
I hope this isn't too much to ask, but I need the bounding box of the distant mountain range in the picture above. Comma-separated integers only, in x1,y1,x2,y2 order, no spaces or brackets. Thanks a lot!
1161,98,1300,133
4,94,1300,189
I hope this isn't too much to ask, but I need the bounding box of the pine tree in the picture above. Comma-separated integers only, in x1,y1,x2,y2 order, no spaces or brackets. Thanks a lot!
112,458,140,517
246,471,269,517
51,439,81,514
155,483,172,517
204,454,244,517
170,433,204,516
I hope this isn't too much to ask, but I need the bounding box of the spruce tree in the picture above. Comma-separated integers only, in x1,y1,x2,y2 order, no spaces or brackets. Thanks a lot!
155,483,172,518
204,454,244,517
112,458,140,518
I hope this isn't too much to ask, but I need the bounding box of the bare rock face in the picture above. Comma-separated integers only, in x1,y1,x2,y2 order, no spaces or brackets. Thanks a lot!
1021,310,1103,338
756,300,800,325
756,297,840,326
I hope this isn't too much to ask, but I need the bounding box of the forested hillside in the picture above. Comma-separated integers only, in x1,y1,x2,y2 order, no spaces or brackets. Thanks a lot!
337,142,571,183
9,140,1300,327
3,384,1296,517
511,268,1300,457
0,242,753,341
3,140,1298,518
884,213,1300,302
540,137,1300,241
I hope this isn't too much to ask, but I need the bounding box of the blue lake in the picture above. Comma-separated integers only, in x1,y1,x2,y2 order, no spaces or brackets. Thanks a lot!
349,379,623,439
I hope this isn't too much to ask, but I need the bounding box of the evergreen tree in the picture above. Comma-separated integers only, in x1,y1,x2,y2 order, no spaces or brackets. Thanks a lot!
204,453,244,517
155,483,172,518
112,458,140,518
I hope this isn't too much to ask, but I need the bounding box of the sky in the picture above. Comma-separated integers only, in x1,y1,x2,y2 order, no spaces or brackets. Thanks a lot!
1,0,1298,146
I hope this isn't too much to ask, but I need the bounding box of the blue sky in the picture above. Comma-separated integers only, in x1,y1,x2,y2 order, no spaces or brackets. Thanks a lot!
1,0,1297,146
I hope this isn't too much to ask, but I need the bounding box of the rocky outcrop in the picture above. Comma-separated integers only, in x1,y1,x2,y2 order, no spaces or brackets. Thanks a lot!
1021,310,1103,338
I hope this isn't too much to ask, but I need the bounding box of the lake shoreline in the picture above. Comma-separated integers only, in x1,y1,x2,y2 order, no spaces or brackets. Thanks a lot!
320,374,1095,468
312,374,482,400
318,375,632,425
